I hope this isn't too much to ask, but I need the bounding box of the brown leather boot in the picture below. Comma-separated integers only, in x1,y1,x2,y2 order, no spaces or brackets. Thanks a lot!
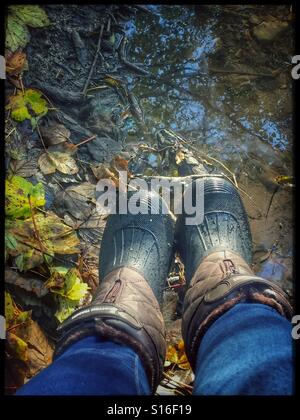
55,190,174,392
176,176,293,371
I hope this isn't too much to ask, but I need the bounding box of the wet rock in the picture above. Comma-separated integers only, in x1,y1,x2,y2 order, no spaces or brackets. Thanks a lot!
253,19,288,43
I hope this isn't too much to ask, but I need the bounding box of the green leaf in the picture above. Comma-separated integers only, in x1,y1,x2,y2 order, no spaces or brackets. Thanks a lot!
5,176,45,219
24,89,48,115
49,268,89,322
6,89,48,124
65,270,89,301
5,291,15,327
6,15,30,52
9,5,50,28
5,232,18,250
55,298,77,323
51,268,89,301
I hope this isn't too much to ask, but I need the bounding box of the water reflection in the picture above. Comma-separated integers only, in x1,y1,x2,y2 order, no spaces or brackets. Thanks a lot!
124,5,293,173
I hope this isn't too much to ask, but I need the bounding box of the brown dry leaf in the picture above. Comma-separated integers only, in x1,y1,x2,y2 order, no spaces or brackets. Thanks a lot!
66,183,96,202
91,155,131,189
91,164,119,184
5,268,49,298
17,318,54,379
112,155,129,172
61,142,78,155
5,291,53,393
54,182,96,221
9,157,38,178
40,122,71,146
6,51,28,76
38,151,78,175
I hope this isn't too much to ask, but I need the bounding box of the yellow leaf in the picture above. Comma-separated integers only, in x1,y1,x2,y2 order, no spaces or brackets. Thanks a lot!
7,332,28,362
177,353,191,370
275,175,294,186
5,175,45,219
5,291,31,329
166,344,179,364
177,339,185,351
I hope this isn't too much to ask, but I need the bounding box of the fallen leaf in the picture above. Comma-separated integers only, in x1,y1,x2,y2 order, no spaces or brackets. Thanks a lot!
6,89,48,123
165,339,191,371
5,291,54,393
40,122,70,146
166,344,179,365
5,15,30,52
54,182,96,221
5,291,31,329
9,5,50,28
91,155,131,189
54,298,77,323
6,51,28,76
177,353,191,370
7,333,28,362
17,319,53,378
50,267,89,301
47,267,89,323
25,89,48,115
6,212,80,271
5,268,49,298
38,152,79,175
9,157,38,178
112,155,129,172
5,175,45,219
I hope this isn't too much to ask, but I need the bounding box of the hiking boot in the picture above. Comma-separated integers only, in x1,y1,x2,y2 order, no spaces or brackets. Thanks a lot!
55,190,175,392
176,176,293,370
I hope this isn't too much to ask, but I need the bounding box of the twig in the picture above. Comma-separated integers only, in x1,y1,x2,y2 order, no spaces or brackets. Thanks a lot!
106,17,111,33
36,123,48,153
82,23,105,96
265,185,279,219
75,135,97,148
163,372,193,391
86,85,109,93
5,127,16,139
18,76,25,94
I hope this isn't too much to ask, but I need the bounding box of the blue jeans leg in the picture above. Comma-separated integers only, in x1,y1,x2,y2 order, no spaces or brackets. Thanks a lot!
16,336,151,395
193,303,294,395
16,303,293,395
